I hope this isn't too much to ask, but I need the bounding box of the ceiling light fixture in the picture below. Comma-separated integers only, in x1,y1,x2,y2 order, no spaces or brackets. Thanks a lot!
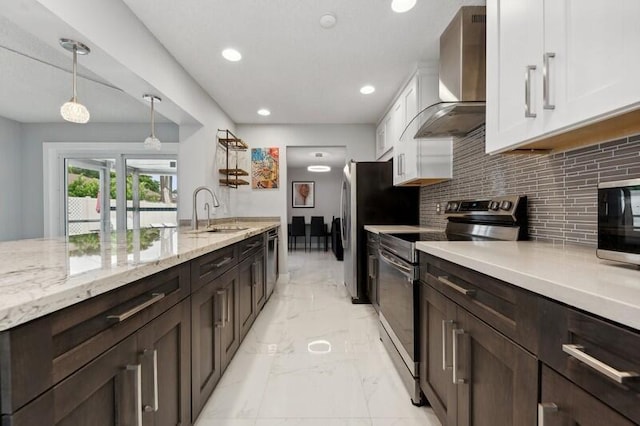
391,0,417,13
222,48,242,62
59,39,90,124
319,12,337,29
308,165,331,172
360,85,376,95
257,108,271,116
143,94,162,150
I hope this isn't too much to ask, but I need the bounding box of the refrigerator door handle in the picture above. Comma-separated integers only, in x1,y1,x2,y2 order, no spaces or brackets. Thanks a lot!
340,179,349,249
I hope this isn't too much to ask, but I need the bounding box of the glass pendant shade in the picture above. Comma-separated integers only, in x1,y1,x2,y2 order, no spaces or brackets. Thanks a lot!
60,99,90,123
144,135,161,150
59,39,90,124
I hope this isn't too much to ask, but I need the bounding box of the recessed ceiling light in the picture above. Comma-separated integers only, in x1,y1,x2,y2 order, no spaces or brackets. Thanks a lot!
257,108,271,116
222,48,242,62
360,85,376,95
391,0,416,13
319,13,337,29
308,165,331,172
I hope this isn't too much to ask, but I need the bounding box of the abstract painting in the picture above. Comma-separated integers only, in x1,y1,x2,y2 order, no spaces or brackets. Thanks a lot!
251,147,279,189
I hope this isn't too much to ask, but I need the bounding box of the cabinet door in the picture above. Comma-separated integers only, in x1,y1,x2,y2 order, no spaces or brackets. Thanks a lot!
485,0,544,153
367,246,378,310
238,256,257,340
419,283,457,426
137,300,190,426
218,266,241,372
376,120,387,159
392,100,405,185
191,276,223,419
254,250,267,311
543,0,640,133
455,308,538,426
539,365,635,426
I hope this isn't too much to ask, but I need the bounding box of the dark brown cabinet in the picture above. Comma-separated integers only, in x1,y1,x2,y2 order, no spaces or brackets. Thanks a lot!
254,248,266,311
238,246,266,340
366,232,379,311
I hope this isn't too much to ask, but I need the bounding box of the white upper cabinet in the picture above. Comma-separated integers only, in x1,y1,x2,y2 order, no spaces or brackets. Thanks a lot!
486,0,640,154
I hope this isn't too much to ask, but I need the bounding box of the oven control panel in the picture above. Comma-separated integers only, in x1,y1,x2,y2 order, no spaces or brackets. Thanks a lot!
445,195,523,216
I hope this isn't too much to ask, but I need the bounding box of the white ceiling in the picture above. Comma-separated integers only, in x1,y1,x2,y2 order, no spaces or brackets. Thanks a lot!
122,0,485,125
286,146,347,169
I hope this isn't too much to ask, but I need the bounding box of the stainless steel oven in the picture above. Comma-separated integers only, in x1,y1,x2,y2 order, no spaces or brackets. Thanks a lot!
598,178,640,265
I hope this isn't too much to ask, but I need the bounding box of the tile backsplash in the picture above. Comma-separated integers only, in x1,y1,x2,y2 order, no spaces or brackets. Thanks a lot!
420,127,640,246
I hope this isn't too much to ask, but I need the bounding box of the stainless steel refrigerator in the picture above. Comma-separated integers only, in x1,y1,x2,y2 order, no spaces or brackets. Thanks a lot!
340,160,419,303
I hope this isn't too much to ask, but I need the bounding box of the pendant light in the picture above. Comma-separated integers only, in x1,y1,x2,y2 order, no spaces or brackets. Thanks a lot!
143,94,162,150
59,39,91,124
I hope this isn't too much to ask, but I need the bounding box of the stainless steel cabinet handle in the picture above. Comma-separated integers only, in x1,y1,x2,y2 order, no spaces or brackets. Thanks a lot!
543,52,556,110
215,289,227,328
562,344,640,384
437,276,476,297
538,402,558,426
442,320,454,371
107,293,165,322
452,328,466,384
140,349,159,412
243,242,262,254
525,65,537,118
226,289,231,325
126,364,143,426
213,256,233,268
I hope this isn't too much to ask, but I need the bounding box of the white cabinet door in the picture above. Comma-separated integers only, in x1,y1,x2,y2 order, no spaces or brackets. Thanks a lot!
543,0,640,133
376,121,386,159
402,78,419,181
486,0,544,154
392,100,405,184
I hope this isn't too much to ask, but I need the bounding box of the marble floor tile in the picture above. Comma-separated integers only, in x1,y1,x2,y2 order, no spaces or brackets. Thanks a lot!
195,250,440,426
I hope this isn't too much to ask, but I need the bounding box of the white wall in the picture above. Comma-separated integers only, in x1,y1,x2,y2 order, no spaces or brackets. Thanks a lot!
234,124,376,276
20,122,178,239
287,167,342,224
0,116,23,241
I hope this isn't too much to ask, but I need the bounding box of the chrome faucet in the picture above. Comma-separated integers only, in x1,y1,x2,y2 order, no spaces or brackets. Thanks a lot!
192,186,220,230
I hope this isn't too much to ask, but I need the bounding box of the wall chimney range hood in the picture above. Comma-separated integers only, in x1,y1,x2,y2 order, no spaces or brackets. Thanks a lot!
403,6,486,140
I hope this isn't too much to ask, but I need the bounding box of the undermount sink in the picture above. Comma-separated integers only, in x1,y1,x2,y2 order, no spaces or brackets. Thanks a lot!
204,225,249,233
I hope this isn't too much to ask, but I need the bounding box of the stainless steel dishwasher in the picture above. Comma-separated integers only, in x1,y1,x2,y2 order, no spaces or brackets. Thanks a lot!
266,228,278,298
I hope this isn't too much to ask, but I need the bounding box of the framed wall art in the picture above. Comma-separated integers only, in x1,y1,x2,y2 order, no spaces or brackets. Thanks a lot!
292,181,314,208
251,147,279,189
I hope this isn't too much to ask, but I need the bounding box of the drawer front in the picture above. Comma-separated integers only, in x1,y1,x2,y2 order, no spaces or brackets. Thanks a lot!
191,244,237,292
0,263,190,414
238,234,264,261
420,253,539,353
540,365,635,426
539,298,640,424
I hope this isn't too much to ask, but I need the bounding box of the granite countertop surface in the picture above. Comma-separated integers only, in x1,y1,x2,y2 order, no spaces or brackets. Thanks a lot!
0,221,279,331
416,240,640,330
364,225,445,234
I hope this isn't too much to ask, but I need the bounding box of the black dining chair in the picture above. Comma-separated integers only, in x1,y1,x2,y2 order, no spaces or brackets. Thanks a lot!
290,216,307,251
309,216,327,251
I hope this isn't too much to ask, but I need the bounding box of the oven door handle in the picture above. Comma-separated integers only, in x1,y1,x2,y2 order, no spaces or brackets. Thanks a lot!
379,250,414,281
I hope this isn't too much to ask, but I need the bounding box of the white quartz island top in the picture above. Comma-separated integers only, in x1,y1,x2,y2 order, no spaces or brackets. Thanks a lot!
0,221,279,331
417,241,640,330
364,225,445,234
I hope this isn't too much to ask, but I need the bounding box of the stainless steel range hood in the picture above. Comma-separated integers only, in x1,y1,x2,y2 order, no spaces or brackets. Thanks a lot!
404,6,486,140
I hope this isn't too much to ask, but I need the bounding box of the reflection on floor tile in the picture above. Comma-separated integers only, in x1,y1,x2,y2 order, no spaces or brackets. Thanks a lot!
194,250,440,426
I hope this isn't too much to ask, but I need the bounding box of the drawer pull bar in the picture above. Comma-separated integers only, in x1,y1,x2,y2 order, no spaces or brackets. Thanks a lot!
108,293,165,322
215,289,227,328
562,344,640,384
537,402,558,426
213,256,233,268
442,320,454,371
243,241,262,254
452,328,466,384
438,276,476,297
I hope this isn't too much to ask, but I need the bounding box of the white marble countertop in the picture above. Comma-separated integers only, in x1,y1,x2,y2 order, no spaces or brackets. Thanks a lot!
364,225,445,234
0,221,279,331
416,241,640,330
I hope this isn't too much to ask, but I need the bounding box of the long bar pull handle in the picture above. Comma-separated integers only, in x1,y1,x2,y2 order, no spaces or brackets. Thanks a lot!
215,289,226,328
525,65,537,118
562,344,640,384
140,349,159,413
538,402,558,426
437,276,476,297
126,364,143,426
242,242,262,255
107,293,165,322
213,256,233,268
442,320,454,371
452,328,466,384
543,53,556,110
226,289,231,325
252,262,257,287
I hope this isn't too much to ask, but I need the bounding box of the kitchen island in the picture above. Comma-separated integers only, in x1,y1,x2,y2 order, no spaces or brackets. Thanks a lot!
0,219,280,425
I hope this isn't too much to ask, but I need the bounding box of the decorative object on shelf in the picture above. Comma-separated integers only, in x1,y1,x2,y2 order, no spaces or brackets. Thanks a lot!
251,147,279,189
143,94,162,150
292,181,314,208
59,39,91,124
218,129,249,187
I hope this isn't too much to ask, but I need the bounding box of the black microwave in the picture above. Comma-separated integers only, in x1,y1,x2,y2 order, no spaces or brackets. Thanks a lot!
597,178,640,265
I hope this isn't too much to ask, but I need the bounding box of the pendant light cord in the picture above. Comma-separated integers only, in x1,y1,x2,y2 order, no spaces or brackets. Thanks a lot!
72,45,78,102
150,97,156,138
